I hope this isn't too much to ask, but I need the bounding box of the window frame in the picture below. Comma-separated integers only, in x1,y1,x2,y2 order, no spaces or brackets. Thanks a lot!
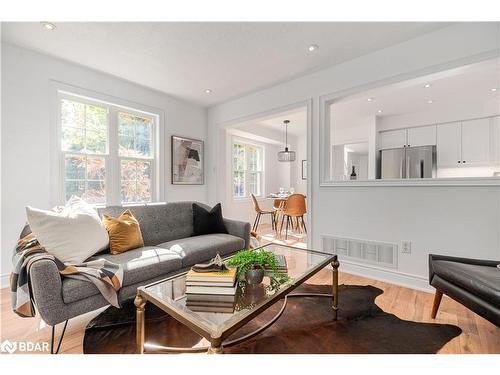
231,137,265,200
51,82,164,207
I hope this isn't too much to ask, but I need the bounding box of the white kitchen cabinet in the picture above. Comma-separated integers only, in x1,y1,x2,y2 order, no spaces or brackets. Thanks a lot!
380,126,436,150
407,125,436,147
490,116,500,163
437,122,461,167
378,129,406,149
461,118,490,165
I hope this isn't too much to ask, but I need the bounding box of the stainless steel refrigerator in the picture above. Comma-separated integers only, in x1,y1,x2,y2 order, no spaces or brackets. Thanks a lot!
380,145,436,179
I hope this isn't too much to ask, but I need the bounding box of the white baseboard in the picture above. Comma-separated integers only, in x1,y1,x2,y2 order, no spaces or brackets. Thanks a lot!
339,260,433,293
1,273,10,289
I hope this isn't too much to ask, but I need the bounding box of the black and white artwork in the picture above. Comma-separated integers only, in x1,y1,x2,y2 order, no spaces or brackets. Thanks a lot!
171,136,204,184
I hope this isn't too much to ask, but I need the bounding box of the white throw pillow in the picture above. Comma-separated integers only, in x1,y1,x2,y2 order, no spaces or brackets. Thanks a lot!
26,196,109,264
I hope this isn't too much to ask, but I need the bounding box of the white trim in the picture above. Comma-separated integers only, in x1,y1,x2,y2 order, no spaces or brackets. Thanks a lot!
319,50,500,187
339,261,433,293
51,80,164,116
50,81,165,206
216,99,313,249
320,176,500,187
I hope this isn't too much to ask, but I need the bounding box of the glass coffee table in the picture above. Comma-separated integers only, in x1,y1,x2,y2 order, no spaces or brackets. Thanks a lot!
134,243,339,354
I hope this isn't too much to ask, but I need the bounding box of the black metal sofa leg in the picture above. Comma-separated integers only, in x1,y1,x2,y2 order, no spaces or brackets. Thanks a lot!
50,320,69,354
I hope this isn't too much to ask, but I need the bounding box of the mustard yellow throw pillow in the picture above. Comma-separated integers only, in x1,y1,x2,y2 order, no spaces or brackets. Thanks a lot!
102,210,144,254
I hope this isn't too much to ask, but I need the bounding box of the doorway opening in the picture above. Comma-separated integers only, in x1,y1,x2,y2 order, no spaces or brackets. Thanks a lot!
219,104,310,249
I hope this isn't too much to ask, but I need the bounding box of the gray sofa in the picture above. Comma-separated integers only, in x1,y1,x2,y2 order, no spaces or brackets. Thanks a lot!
29,201,250,329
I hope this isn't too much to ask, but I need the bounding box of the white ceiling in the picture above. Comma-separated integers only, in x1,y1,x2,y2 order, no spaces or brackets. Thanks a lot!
332,57,500,127
257,107,307,137
232,106,307,138
1,22,451,107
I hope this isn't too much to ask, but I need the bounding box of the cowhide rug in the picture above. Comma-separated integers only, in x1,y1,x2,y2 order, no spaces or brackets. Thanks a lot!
83,284,461,354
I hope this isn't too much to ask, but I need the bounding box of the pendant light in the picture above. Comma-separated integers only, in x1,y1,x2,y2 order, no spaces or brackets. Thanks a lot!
277,120,296,162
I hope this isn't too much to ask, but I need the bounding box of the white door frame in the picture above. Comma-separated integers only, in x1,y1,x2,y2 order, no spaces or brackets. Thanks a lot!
214,99,313,249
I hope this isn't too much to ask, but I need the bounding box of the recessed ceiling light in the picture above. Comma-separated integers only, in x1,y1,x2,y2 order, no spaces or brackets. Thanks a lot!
427,100,434,104
424,83,431,88
377,109,383,114
367,97,374,102
491,88,498,92
204,89,212,94
41,22,56,30
308,44,319,52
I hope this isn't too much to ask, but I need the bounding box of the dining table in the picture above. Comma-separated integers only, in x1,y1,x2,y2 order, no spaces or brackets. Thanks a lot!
265,193,306,237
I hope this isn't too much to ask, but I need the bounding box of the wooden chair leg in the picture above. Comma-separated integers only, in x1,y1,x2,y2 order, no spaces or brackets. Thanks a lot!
255,213,261,231
301,215,307,233
252,213,259,232
431,289,443,319
280,215,285,236
271,213,276,230
285,215,289,239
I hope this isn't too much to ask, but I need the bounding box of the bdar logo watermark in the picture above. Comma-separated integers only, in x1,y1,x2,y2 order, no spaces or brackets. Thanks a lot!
0,340,17,354
1,339,49,353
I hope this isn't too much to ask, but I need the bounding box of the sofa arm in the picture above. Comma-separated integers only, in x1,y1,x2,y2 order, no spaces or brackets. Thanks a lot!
28,258,67,326
224,218,251,249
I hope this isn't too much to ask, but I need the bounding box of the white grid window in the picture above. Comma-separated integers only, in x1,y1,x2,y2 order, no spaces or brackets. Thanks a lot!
59,93,159,205
232,140,264,198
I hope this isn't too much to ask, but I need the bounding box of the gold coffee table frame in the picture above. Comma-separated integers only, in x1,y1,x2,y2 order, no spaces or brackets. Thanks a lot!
135,245,339,354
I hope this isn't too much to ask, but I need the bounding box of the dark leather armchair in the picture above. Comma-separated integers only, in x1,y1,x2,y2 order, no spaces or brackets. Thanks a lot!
428,254,500,327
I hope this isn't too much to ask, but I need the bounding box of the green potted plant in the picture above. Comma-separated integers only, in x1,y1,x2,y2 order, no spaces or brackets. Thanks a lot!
225,248,289,288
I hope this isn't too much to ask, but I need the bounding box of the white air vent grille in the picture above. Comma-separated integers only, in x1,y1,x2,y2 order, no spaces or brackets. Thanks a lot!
322,235,398,269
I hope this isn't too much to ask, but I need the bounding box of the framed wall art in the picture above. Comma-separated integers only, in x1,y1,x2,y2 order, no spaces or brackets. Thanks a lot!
171,135,204,184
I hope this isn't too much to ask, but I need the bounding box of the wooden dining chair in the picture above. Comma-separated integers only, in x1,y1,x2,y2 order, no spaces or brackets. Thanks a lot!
250,194,276,232
280,194,307,239
273,198,286,212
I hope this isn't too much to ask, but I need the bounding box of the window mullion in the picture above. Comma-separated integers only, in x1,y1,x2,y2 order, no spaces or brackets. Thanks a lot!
108,107,119,205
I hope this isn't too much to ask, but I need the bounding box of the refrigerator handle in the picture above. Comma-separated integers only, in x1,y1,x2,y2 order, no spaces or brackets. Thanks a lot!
420,159,424,179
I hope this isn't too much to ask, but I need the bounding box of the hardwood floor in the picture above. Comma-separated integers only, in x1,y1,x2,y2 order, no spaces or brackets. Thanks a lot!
1,267,498,354
256,223,308,249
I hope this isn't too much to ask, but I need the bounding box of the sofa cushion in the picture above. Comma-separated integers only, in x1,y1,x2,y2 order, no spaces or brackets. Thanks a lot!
103,209,144,254
62,277,102,304
97,202,210,247
157,234,244,268
26,196,109,264
62,246,183,303
96,246,183,286
432,260,500,307
192,203,228,236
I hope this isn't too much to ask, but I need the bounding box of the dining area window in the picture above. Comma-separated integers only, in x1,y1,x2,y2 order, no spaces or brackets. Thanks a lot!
232,140,264,198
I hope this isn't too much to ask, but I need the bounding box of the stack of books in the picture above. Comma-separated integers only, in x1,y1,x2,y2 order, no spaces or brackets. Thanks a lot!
186,294,236,313
185,267,237,313
264,254,288,273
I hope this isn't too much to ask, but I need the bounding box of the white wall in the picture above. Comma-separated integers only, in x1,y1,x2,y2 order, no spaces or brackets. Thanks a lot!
223,127,293,224
0,43,208,285
208,23,500,291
